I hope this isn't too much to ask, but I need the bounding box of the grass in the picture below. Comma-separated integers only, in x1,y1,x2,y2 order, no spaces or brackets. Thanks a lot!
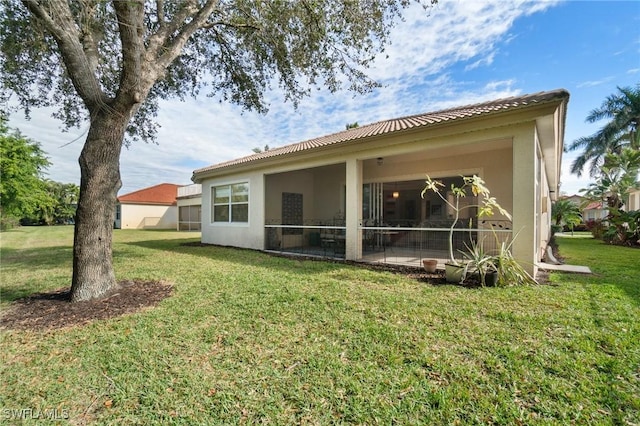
1,227,639,425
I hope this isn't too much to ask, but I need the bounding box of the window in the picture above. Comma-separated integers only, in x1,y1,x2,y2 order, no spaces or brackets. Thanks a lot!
212,183,249,223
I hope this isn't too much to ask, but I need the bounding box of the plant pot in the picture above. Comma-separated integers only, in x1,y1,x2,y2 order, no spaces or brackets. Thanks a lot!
484,271,498,287
422,259,438,273
445,263,465,283
484,270,499,286
470,270,499,286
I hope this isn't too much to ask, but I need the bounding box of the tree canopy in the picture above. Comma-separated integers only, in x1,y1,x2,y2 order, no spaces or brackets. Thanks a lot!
551,199,581,231
1,0,436,141
568,84,640,177
0,117,79,228
0,116,51,224
0,0,437,301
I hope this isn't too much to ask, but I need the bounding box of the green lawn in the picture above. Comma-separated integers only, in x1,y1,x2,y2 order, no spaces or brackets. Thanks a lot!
1,227,638,424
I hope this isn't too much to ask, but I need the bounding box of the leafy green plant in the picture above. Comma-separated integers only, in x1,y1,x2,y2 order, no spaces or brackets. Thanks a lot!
460,237,497,287
492,230,537,287
603,209,640,246
421,175,511,266
586,219,606,239
551,199,582,234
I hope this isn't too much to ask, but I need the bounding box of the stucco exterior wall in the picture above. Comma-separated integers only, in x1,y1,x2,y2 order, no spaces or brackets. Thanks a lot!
627,190,640,211
201,171,265,249
118,204,177,229
199,118,554,277
264,169,315,222
313,164,347,220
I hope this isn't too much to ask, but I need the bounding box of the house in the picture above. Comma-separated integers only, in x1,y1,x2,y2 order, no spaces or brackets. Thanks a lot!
561,194,585,207
580,188,640,223
582,201,608,222
626,188,640,211
192,89,569,277
115,183,182,229
177,184,202,231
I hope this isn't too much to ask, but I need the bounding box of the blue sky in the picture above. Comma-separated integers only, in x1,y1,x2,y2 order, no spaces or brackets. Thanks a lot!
7,0,640,195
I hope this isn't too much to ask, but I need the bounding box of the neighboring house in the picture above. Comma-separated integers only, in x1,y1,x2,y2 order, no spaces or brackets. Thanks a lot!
192,89,569,277
561,194,584,207
580,187,640,222
116,183,181,229
582,201,608,222
177,184,202,231
626,188,640,211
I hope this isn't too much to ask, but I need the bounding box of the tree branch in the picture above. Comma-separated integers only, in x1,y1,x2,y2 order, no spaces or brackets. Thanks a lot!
77,0,101,77
144,0,221,90
113,0,145,106
21,0,107,111
201,21,260,31
156,0,165,27
144,0,199,63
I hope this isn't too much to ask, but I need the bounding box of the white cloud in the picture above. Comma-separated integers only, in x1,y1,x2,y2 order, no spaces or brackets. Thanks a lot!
8,0,564,194
576,77,615,88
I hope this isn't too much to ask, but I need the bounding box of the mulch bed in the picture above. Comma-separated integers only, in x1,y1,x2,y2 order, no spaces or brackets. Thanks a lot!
0,280,173,332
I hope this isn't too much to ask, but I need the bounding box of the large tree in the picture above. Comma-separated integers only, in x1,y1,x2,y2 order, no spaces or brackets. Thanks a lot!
568,84,640,177
0,116,52,227
0,0,436,301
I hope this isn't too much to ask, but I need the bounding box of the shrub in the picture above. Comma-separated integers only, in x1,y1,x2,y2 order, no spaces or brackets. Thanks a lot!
585,219,606,239
604,210,640,246
0,216,20,231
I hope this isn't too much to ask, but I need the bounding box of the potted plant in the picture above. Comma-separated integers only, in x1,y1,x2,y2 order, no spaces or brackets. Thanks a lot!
421,175,511,283
491,230,537,287
460,237,497,287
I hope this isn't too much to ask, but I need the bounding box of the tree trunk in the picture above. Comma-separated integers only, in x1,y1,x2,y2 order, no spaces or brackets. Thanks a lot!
70,110,126,302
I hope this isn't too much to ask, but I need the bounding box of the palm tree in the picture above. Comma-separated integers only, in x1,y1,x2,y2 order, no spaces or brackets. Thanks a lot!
551,199,582,234
568,84,640,177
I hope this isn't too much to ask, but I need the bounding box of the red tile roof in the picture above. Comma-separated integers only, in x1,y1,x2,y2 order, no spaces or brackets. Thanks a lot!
584,201,603,210
117,183,181,206
194,89,569,177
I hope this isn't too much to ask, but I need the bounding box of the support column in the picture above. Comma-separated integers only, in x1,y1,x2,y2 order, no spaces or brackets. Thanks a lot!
512,125,538,277
345,158,363,260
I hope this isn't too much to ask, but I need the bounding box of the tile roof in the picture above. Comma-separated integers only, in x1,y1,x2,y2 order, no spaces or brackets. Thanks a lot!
584,201,604,210
194,89,569,176
117,183,181,205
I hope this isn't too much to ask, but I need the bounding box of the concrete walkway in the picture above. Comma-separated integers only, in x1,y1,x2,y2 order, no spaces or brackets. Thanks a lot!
537,262,592,274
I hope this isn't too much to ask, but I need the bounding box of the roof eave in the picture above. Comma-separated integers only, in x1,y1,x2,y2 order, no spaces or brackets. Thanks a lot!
193,90,570,182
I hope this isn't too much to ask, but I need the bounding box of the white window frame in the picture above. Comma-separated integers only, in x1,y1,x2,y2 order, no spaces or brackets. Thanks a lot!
211,182,249,224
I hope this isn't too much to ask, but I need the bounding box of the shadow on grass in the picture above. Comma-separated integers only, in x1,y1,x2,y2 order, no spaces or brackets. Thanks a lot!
1,246,74,271
0,285,68,305
1,244,148,304
582,282,638,423
1,244,149,271
614,278,640,306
